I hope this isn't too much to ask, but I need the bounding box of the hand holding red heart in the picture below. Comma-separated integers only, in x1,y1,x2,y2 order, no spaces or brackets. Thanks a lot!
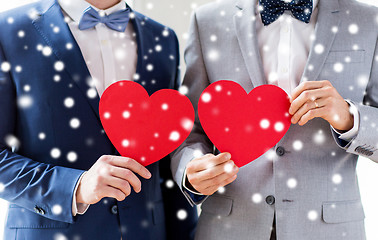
96,79,354,200
198,81,291,167
289,80,354,132
185,152,239,195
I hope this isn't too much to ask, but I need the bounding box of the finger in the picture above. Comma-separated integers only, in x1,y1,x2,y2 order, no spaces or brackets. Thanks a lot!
188,160,238,186
108,167,142,193
103,186,128,202
297,107,327,126
105,176,133,196
289,87,330,115
200,166,239,189
290,81,330,103
194,160,238,181
108,156,152,179
291,98,327,124
202,174,238,195
191,153,214,162
192,152,231,172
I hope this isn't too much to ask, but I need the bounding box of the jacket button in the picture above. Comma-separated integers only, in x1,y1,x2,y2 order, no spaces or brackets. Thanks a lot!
276,147,285,156
361,149,368,155
364,150,371,156
34,206,40,214
355,146,362,153
39,208,45,215
34,206,45,215
111,205,118,215
266,195,275,205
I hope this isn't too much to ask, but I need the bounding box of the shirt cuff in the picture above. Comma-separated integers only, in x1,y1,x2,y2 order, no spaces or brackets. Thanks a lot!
72,172,90,216
182,167,204,196
331,100,359,142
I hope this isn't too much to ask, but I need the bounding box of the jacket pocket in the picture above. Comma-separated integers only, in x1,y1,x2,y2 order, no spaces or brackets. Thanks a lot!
201,195,233,217
6,205,69,229
325,50,365,63
322,200,365,224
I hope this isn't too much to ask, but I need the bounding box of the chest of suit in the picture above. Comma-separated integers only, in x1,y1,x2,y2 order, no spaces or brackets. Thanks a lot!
191,1,377,239
0,2,180,239
1,8,177,171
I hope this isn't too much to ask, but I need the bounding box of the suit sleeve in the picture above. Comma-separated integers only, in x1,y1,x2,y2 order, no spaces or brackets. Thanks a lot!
0,43,84,224
332,36,378,162
170,11,213,206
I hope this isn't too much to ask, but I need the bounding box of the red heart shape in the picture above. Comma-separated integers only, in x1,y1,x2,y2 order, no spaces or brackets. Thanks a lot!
99,81,194,166
198,80,291,167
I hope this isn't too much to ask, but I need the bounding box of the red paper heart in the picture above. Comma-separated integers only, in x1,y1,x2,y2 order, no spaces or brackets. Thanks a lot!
198,80,291,167
99,81,194,166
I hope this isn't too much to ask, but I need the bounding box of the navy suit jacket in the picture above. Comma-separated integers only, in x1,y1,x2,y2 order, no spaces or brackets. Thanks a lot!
0,0,196,239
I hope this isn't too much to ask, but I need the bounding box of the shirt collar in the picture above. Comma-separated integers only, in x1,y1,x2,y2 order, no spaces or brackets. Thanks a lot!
58,0,127,23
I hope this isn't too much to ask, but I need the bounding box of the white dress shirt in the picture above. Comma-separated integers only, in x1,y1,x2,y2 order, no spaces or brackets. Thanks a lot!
59,0,137,97
255,0,358,140
57,0,137,215
183,0,359,195
257,0,319,95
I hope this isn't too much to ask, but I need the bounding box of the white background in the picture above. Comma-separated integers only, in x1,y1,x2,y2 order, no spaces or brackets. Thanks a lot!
0,0,377,239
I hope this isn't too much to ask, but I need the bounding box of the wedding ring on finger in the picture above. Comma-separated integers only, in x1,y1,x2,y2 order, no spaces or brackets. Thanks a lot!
313,100,319,108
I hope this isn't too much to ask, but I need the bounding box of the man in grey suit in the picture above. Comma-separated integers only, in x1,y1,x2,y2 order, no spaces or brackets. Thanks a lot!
171,0,378,239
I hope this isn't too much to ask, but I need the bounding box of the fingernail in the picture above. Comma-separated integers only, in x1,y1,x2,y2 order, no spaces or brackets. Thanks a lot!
146,172,152,178
225,153,231,159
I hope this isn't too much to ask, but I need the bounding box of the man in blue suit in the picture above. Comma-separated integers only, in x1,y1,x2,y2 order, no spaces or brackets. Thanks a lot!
0,0,197,239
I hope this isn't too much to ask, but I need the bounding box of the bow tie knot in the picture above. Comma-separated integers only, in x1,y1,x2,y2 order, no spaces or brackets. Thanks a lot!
281,2,291,10
259,0,313,26
79,6,131,32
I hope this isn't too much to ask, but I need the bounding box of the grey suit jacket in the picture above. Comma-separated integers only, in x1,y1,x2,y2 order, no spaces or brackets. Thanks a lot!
171,0,378,239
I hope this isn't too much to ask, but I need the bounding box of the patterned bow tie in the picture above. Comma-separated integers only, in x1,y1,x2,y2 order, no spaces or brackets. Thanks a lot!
259,0,313,26
79,6,131,32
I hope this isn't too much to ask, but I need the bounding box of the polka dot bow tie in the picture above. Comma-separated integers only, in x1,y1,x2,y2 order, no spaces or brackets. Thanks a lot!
259,0,313,26
79,6,131,32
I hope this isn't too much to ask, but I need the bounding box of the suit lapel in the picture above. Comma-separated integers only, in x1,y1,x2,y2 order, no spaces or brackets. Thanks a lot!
32,1,157,121
32,0,101,119
233,0,266,88
130,12,153,94
233,0,341,87
301,0,341,83
130,11,167,96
